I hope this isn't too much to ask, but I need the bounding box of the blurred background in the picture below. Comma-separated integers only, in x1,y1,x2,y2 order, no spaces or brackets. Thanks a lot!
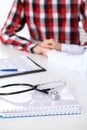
0,0,13,29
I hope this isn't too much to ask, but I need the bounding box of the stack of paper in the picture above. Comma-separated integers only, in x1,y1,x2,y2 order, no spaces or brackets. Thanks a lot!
0,83,81,118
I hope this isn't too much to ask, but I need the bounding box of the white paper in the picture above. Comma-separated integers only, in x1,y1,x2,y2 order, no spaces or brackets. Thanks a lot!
0,83,81,117
0,55,44,77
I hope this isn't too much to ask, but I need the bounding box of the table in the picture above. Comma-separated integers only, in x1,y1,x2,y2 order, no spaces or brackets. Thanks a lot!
0,44,87,130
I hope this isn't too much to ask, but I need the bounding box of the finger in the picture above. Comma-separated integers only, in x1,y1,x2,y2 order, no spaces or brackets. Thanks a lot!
41,39,54,48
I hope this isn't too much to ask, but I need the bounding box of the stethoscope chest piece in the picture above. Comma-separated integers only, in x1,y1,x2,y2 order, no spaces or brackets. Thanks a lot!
48,90,60,100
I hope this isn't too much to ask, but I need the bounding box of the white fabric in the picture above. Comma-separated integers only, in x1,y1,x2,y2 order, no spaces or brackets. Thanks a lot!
48,49,87,73
61,44,86,55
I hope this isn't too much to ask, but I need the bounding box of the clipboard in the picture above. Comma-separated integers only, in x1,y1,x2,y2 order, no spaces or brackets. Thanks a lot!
0,55,46,78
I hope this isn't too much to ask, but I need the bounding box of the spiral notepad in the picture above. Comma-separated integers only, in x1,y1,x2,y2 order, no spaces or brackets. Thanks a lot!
0,84,81,118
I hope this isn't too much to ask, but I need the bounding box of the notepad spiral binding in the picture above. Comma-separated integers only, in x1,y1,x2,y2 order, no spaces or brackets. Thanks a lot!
1,104,81,118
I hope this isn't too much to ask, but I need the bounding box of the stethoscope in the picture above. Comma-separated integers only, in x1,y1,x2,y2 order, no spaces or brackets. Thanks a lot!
0,81,66,100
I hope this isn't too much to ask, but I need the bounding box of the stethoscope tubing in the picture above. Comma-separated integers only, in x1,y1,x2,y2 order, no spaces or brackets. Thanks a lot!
0,83,49,95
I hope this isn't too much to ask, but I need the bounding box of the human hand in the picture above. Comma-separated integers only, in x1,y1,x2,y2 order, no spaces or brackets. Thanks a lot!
32,44,50,56
40,39,61,51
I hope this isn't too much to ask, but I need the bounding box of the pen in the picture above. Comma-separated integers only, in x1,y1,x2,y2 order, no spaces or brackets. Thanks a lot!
0,69,29,72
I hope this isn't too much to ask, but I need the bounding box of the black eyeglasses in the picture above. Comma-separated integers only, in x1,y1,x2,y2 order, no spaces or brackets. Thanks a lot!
0,81,66,100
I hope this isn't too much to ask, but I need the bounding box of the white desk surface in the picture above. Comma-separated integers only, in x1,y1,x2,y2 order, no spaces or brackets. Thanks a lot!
0,43,87,130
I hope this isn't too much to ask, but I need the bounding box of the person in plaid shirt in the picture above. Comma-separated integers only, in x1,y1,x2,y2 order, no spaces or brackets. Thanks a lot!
0,0,87,56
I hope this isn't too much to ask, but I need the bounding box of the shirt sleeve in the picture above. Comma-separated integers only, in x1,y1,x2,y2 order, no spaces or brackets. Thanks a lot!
80,0,87,32
61,44,86,55
0,0,36,52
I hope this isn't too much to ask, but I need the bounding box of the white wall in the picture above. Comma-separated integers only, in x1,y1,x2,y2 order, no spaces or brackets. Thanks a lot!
0,0,13,29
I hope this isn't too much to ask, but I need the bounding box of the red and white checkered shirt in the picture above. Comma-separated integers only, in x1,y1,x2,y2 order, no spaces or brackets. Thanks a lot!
1,0,87,52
